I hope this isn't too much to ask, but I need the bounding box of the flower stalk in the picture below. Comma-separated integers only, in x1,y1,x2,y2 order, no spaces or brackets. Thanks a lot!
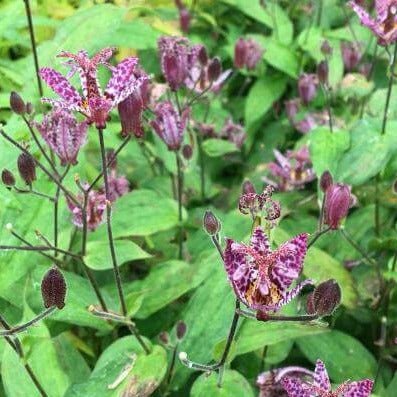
176,152,184,259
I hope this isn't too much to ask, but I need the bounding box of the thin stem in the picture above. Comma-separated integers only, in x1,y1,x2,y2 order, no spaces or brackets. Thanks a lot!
197,134,206,201
176,153,184,260
0,307,56,336
54,165,69,257
322,86,333,133
0,245,79,256
14,187,55,201
340,229,377,267
237,308,319,322
23,0,43,97
81,259,108,312
211,235,224,261
307,227,331,249
88,305,134,325
166,343,179,387
316,0,323,26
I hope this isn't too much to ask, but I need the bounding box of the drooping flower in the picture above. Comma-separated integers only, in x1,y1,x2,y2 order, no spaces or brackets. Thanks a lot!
106,170,129,203
234,38,264,70
34,109,88,166
67,187,107,231
284,98,301,122
40,48,148,129
341,42,362,72
348,0,397,46
323,182,353,229
282,359,373,397
263,146,316,191
151,101,190,151
298,74,318,106
224,227,311,313
220,117,246,148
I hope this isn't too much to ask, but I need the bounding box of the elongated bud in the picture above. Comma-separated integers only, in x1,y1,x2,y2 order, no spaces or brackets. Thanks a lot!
298,74,318,106
41,266,67,309
203,210,221,236
179,7,191,33
10,92,26,115
317,60,329,86
2,169,15,187
234,38,247,69
320,170,333,192
324,183,351,229
182,144,193,160
17,152,36,185
320,40,332,56
176,320,187,340
310,279,341,316
242,180,256,195
208,57,222,82
198,46,208,66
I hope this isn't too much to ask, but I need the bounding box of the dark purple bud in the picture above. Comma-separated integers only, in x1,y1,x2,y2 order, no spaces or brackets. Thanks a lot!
320,40,333,56
284,98,300,122
341,42,362,72
198,46,208,66
159,331,170,345
311,279,341,316
203,210,221,236
298,74,318,106
242,180,256,195
317,60,329,86
179,8,191,33
41,266,67,309
324,183,351,229
208,57,222,82
182,144,193,160
234,38,247,69
245,39,264,70
17,152,36,185
118,92,145,138
320,170,333,192
2,169,15,187
176,320,187,340
264,200,281,221
10,92,26,115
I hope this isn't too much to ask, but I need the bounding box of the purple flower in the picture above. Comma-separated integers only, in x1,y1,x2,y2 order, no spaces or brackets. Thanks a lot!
220,117,246,148
282,359,373,397
341,42,362,72
39,48,148,129
224,227,311,313
106,169,129,203
349,0,397,46
324,183,353,229
298,74,318,106
34,109,88,166
263,146,315,191
284,98,301,122
151,101,190,151
234,38,264,70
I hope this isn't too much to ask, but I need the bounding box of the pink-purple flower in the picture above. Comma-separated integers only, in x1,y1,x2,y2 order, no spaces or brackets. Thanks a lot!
220,117,246,149
224,227,311,313
298,74,318,106
341,42,362,72
34,109,88,166
349,0,397,46
39,48,148,129
234,37,264,70
282,359,373,397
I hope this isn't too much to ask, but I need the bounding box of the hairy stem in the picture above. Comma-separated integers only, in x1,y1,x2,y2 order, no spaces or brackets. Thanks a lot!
176,153,184,260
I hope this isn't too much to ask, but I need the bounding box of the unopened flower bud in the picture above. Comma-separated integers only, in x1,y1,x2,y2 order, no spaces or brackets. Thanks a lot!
159,331,170,345
341,42,361,72
182,144,193,160
298,74,318,106
320,170,333,192
17,152,36,185
10,92,26,115
242,180,256,195
2,169,15,187
198,46,208,66
208,57,222,82
176,320,187,340
234,38,247,69
324,183,351,229
203,210,221,236
179,7,191,33
284,99,300,122
321,40,332,56
41,266,67,309
317,60,329,86
310,279,341,316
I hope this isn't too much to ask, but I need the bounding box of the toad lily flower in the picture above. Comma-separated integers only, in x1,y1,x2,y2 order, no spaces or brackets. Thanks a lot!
40,48,148,129
224,227,312,313
282,359,373,397
349,0,397,46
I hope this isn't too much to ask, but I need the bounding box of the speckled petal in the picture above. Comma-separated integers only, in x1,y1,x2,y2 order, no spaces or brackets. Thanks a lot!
250,227,271,256
342,380,374,397
314,359,331,392
281,377,311,397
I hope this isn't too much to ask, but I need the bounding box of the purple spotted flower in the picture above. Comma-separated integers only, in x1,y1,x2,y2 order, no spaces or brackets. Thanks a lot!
263,146,316,191
224,227,311,313
282,359,373,397
234,38,264,70
349,0,397,46
39,48,148,129
106,169,129,203
34,109,88,166
151,101,190,151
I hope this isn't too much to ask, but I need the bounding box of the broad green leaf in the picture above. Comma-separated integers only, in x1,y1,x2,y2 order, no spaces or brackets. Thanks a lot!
190,370,254,397
386,373,397,397
296,330,377,383
202,139,238,157
367,87,397,119
308,127,350,177
65,337,167,397
85,239,151,270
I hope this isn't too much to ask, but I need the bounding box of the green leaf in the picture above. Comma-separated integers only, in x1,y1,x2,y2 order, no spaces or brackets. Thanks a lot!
65,337,167,397
309,127,350,177
190,370,254,397
296,330,377,383
386,373,397,397
85,240,151,270
339,73,375,99
202,139,238,157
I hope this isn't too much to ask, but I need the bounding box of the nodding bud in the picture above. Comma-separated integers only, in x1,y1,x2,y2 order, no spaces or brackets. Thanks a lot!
324,183,351,229
41,266,67,309
317,60,329,86
198,46,208,66
242,180,256,195
10,92,26,115
234,38,247,69
203,210,221,236
176,320,187,340
320,40,332,56
2,169,15,187
298,74,318,106
159,331,170,345
17,152,36,185
309,279,341,316
182,144,193,160
320,170,333,192
179,7,191,33
208,57,222,82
